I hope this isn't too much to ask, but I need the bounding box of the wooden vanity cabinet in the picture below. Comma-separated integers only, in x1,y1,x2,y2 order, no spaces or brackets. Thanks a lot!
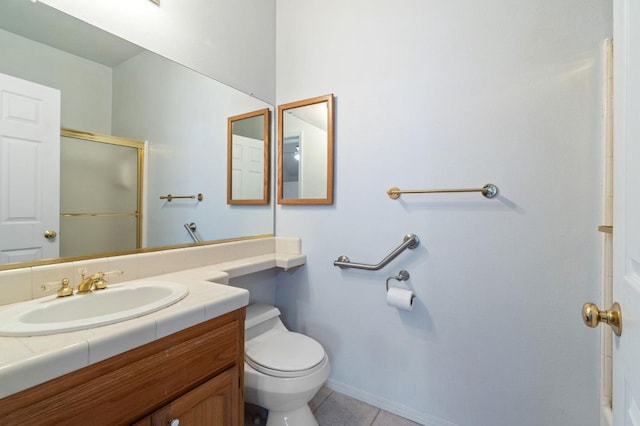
134,365,239,426
0,308,245,426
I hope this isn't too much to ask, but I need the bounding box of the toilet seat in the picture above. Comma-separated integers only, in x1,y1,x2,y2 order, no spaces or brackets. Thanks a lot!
245,329,326,378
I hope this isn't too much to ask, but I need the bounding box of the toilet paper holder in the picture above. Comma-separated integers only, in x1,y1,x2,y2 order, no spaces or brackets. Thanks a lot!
386,270,415,311
386,270,410,290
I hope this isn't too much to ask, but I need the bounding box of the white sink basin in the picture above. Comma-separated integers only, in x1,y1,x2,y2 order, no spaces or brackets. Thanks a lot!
0,281,189,336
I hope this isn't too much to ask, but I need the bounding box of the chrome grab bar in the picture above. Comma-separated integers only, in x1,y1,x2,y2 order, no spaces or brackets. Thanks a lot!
333,234,420,271
184,222,201,242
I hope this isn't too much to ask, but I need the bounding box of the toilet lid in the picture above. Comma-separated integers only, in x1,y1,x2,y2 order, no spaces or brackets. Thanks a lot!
245,329,326,378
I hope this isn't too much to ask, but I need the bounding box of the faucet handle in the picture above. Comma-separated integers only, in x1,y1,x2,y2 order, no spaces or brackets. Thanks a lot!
103,269,124,278
41,278,74,297
92,270,123,290
78,267,88,280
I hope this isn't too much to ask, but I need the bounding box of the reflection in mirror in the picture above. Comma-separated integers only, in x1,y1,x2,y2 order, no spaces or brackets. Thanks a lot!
0,1,274,270
227,108,270,204
60,129,143,258
277,94,334,205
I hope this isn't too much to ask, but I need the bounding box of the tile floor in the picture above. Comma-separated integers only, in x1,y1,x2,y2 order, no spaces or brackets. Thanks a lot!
244,386,422,426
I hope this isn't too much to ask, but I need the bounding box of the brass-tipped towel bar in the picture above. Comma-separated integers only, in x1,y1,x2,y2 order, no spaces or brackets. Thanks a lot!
387,183,498,199
160,193,204,202
334,233,420,271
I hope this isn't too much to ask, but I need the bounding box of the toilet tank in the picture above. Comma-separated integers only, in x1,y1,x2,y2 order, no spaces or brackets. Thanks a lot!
245,304,286,341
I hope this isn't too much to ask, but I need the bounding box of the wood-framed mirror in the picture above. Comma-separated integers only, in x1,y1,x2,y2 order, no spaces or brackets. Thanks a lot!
227,108,270,205
277,94,334,205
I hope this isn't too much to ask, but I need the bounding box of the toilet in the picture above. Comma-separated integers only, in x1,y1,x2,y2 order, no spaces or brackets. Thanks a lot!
244,303,330,426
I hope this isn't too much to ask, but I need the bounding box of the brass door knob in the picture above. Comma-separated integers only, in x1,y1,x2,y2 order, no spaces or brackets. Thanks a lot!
43,230,57,239
582,302,622,336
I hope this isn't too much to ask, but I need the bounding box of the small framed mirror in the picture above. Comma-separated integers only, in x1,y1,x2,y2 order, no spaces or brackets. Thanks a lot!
277,94,334,205
227,108,270,204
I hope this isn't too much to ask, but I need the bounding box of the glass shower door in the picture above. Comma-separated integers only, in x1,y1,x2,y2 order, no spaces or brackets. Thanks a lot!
59,129,143,258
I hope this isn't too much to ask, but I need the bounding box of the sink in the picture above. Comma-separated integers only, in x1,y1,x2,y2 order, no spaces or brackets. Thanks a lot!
0,281,189,336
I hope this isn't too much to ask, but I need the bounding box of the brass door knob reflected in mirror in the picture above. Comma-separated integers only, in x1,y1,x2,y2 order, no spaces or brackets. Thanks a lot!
43,230,57,240
582,302,622,336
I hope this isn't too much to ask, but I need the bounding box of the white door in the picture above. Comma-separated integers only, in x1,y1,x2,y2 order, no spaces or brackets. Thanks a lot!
612,0,640,424
0,72,61,264
231,135,264,199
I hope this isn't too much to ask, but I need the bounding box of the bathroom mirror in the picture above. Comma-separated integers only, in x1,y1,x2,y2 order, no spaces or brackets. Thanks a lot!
277,94,334,205
227,108,270,204
0,1,274,269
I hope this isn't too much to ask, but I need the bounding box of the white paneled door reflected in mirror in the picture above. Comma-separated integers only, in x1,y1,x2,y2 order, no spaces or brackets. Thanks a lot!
227,108,270,205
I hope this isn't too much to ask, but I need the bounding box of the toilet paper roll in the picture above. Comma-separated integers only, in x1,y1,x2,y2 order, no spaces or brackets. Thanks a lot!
386,287,415,311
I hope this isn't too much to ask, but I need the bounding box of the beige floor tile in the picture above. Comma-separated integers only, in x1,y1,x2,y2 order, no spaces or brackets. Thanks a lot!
373,410,422,426
315,391,379,426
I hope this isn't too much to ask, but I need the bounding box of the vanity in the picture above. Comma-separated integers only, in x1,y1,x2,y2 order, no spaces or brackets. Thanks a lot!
0,309,244,425
0,237,306,425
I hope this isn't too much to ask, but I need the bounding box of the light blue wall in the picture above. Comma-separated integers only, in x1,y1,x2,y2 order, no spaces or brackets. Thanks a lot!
275,1,611,425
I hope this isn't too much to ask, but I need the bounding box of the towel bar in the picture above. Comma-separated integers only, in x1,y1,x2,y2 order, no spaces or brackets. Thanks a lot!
160,193,204,202
387,184,498,199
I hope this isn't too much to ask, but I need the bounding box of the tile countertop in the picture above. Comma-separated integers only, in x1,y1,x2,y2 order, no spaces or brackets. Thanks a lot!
0,251,306,399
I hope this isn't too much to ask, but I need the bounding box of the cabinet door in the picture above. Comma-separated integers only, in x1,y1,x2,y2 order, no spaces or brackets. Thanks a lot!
152,366,240,426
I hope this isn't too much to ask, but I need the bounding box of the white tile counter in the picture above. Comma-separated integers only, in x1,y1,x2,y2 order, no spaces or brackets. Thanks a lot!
0,237,306,399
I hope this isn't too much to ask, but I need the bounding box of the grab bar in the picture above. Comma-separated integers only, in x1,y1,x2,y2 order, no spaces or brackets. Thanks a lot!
387,183,498,199
184,222,201,242
333,233,420,271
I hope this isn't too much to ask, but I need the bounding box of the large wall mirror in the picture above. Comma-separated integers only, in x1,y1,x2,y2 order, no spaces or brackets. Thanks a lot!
227,108,270,205
0,1,274,270
277,94,334,205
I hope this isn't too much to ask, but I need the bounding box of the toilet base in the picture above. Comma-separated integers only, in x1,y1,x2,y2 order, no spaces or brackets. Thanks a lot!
266,404,318,426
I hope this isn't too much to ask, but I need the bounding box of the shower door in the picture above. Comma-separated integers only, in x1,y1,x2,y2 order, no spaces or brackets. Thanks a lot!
59,129,143,258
